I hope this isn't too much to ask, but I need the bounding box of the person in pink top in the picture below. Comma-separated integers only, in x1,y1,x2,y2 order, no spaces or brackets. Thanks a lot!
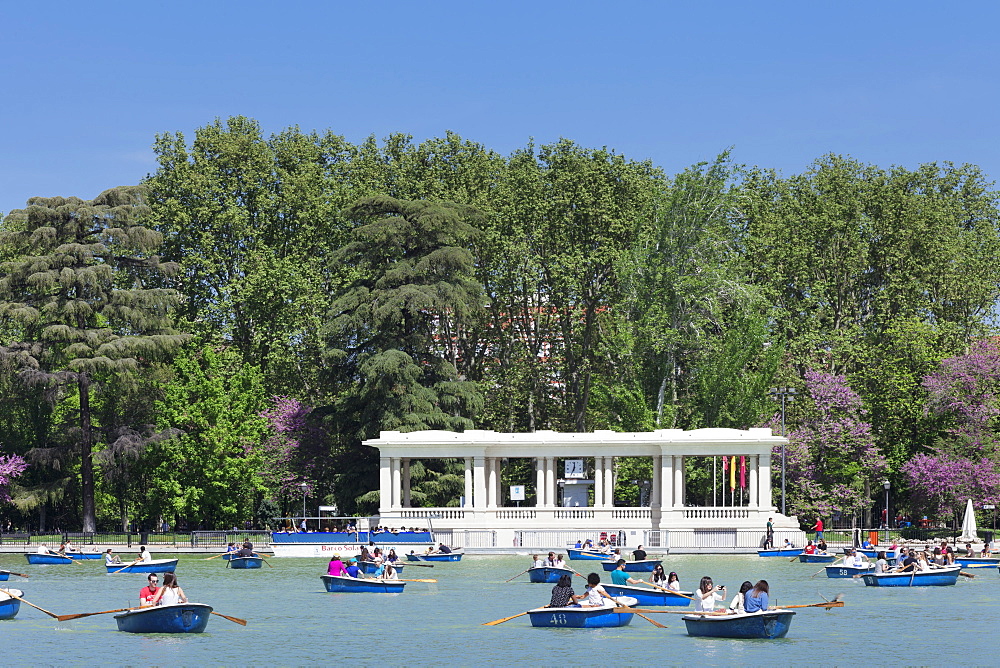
327,555,349,576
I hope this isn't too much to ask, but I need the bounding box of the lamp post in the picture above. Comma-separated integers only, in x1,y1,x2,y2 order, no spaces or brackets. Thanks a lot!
769,387,796,516
883,480,890,539
299,482,308,529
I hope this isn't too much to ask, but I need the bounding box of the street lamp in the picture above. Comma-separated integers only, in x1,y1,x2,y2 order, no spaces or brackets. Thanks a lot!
299,482,309,530
769,387,796,515
883,480,890,535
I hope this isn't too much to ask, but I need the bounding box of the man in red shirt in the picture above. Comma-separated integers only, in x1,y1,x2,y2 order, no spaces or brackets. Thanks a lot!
812,518,825,542
139,574,160,607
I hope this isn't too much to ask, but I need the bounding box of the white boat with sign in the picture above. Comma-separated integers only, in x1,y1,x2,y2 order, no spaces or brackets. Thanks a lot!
270,514,437,558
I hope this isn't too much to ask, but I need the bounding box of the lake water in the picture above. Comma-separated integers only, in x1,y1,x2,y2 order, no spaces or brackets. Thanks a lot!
1,552,995,665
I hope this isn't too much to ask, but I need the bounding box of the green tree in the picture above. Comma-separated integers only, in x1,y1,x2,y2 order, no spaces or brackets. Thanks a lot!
0,187,186,531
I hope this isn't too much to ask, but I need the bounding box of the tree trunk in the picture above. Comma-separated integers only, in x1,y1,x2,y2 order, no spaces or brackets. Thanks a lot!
79,374,97,533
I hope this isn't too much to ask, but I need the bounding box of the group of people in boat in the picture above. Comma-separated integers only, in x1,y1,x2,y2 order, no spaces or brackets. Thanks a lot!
326,552,399,580
102,545,153,565
224,541,259,558
531,552,567,568
138,572,188,606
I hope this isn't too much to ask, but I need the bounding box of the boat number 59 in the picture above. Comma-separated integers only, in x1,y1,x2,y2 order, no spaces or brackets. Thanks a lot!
549,614,568,625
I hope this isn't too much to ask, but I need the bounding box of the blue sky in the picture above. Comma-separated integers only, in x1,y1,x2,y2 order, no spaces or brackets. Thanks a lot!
2,1,999,214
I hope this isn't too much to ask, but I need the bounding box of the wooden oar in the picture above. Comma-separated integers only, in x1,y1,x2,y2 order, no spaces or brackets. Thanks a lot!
811,558,842,577
56,607,132,621
400,562,434,568
482,605,549,626
781,594,844,610
645,582,698,602
201,552,230,560
1,589,60,619
398,578,437,583
603,596,666,628
109,559,142,574
504,568,531,583
0,570,30,579
959,570,976,578
260,557,274,569
211,611,248,626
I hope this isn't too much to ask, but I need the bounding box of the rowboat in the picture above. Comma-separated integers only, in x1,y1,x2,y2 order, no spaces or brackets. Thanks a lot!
406,552,462,562
114,603,213,633
825,563,875,578
320,575,405,593
797,553,837,563
360,560,405,575
106,559,178,574
861,566,961,587
25,553,74,565
954,556,1000,568
682,609,796,639
602,583,692,606
0,572,9,582
567,548,610,561
526,596,638,628
227,556,264,569
757,548,802,557
527,566,575,583
600,559,661,573
0,588,22,620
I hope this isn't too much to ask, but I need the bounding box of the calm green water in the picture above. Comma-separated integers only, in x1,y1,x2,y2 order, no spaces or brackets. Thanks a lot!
1,552,995,665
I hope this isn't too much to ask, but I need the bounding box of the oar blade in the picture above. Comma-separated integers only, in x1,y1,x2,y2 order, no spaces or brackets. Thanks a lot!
211,611,248,626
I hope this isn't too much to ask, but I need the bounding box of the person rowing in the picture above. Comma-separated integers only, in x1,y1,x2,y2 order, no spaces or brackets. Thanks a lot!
896,548,919,572
573,572,613,607
609,560,644,586
844,548,867,568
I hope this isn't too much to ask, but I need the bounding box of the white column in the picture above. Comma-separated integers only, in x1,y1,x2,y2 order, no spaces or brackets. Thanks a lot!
379,457,391,513
749,455,759,508
487,457,498,508
402,459,411,507
661,455,674,509
535,458,545,507
651,455,661,507
545,457,556,506
473,456,487,509
593,458,601,508
603,457,614,508
390,457,401,509
759,453,773,510
673,456,684,506
464,457,473,508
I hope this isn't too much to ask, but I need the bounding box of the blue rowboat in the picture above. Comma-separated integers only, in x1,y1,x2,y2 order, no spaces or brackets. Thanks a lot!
861,566,961,587
527,566,575,583
321,575,405,593
227,556,263,569
825,563,875,578
0,588,23,620
603,583,692,606
25,553,74,565
757,548,802,557
114,603,213,633
682,609,796,639
406,552,462,562
954,557,1000,568
106,559,178,574
0,572,9,582
567,548,610,561
600,559,660,573
526,596,638,628
360,560,405,575
798,553,837,563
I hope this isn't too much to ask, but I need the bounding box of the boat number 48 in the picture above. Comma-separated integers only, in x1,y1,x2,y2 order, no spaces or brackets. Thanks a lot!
549,614,568,625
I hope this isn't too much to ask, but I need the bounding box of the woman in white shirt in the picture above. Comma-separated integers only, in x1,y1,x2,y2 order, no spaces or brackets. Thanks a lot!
150,573,188,606
694,576,726,613
728,581,754,613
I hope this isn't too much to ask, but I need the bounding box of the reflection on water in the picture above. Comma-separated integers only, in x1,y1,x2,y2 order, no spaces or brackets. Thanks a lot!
1,552,996,664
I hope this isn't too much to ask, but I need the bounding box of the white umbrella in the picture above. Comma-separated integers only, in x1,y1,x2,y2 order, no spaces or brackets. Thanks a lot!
960,499,978,542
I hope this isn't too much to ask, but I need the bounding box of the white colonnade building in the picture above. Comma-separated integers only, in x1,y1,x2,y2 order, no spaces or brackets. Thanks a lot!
365,428,803,553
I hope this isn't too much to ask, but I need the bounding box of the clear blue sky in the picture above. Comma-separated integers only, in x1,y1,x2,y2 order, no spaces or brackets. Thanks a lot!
3,1,999,214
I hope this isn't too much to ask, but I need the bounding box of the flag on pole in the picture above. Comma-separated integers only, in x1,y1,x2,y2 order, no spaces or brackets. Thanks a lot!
729,456,736,491
740,456,746,489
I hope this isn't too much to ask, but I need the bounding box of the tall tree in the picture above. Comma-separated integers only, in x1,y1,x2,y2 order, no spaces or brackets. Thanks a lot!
0,187,186,531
